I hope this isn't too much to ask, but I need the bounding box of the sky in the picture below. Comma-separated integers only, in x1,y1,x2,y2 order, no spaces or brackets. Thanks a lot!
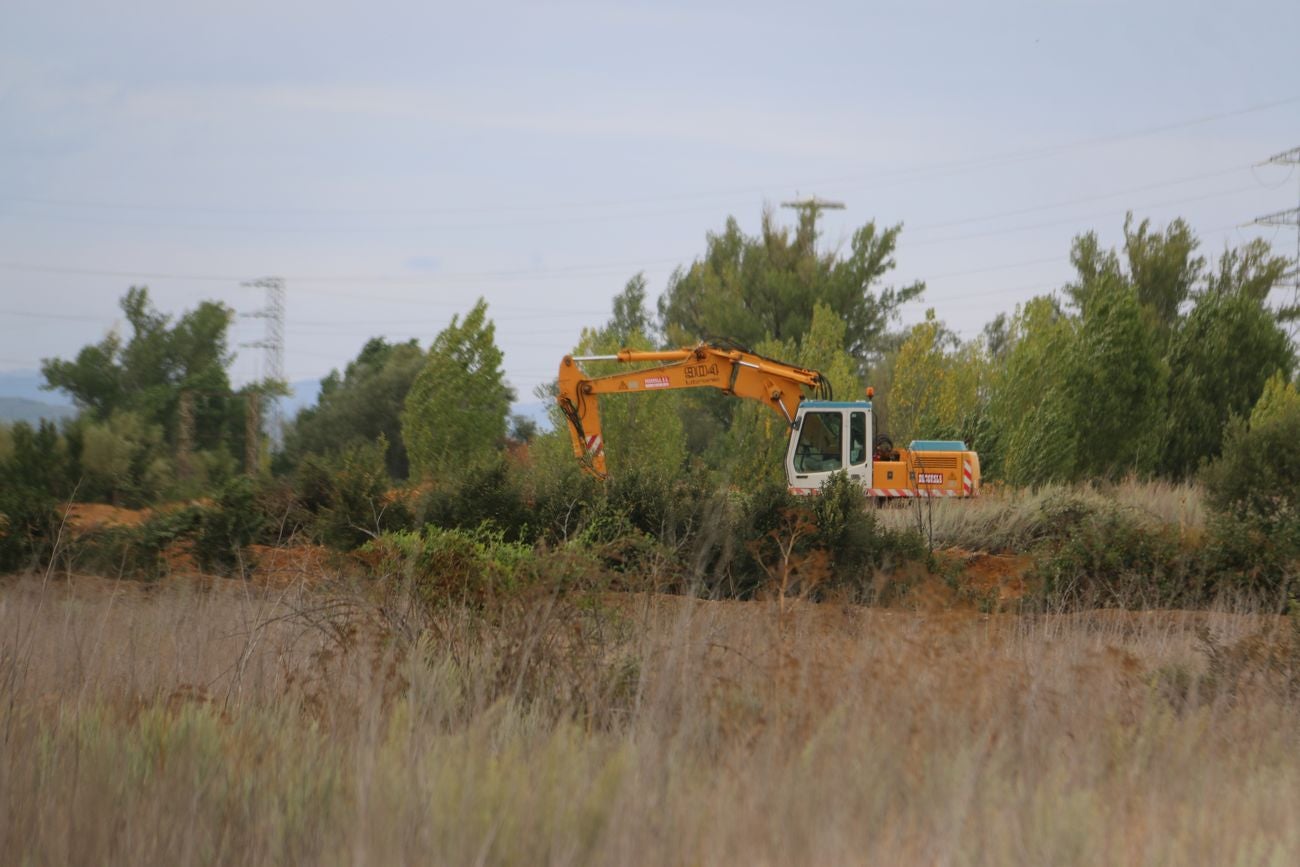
2,0,1298,407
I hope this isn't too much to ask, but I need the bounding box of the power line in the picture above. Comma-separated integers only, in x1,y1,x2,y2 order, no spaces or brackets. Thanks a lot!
1249,146,1300,331
5,94,1296,219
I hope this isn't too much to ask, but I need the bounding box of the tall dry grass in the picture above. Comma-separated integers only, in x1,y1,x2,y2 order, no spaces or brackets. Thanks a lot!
876,478,1205,552
3,570,1298,866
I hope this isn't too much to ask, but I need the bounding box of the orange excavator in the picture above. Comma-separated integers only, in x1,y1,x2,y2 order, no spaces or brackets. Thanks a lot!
557,341,980,498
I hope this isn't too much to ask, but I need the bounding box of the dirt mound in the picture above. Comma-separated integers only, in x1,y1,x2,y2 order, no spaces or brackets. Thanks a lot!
940,547,1034,606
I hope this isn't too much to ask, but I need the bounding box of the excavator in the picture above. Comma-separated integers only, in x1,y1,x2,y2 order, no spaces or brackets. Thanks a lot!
557,341,980,498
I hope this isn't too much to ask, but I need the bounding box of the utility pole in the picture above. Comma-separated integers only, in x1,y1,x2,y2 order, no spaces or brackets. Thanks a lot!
239,277,286,448
781,196,845,250
1250,147,1300,334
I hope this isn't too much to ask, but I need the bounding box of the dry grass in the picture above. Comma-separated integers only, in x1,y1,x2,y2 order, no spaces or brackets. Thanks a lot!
876,479,1205,552
3,569,1299,866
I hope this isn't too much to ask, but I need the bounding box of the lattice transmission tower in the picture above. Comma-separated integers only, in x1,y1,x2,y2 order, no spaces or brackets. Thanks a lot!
240,276,286,449
1251,146,1300,337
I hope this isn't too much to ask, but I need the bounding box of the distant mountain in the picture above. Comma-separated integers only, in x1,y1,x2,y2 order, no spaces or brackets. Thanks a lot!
0,397,76,425
0,369,63,404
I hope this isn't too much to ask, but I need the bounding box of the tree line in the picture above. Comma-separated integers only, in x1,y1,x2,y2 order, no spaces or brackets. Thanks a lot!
1,208,1297,545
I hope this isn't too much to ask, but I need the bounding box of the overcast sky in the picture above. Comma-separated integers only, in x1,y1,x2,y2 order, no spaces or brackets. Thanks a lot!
2,0,1297,403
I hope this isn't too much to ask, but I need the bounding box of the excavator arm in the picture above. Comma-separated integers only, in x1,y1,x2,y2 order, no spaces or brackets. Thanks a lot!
557,342,829,477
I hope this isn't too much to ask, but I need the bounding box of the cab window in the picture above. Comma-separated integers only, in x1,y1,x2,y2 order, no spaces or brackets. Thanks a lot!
794,411,843,473
850,411,866,465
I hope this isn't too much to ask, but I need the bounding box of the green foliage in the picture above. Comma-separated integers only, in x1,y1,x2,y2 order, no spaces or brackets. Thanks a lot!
1200,376,1300,601
415,454,530,541
402,299,514,479
1029,492,1205,608
657,209,922,365
1066,215,1203,332
63,508,202,581
284,337,425,478
192,477,264,574
1161,272,1295,478
984,273,1167,485
0,420,73,572
888,309,988,444
363,525,539,609
707,305,863,486
984,297,1079,485
41,287,242,450
1068,273,1168,479
78,411,167,506
294,439,410,550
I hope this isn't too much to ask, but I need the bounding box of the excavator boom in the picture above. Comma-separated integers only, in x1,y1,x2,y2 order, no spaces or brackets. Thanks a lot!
557,343,828,477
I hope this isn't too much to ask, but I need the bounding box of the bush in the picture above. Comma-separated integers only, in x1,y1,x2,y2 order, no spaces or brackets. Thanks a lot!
294,439,412,550
62,507,202,580
415,455,529,541
193,477,265,574
0,420,74,573
1200,377,1300,606
1028,491,1208,608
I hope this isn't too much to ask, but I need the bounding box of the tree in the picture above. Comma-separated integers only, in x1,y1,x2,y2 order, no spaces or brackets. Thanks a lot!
1067,274,1168,479
547,279,687,482
1160,272,1295,478
887,309,988,445
284,337,425,478
41,286,240,449
983,296,1080,486
1065,215,1203,334
401,299,514,479
79,411,167,505
656,209,922,365
708,304,863,486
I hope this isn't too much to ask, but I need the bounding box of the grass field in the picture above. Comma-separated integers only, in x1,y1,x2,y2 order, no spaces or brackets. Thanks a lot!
3,566,1299,866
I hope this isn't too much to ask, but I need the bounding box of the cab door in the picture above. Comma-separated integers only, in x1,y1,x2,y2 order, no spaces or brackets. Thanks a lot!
786,409,848,492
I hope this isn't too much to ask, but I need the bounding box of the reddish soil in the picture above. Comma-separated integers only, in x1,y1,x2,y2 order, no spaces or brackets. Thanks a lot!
63,503,151,535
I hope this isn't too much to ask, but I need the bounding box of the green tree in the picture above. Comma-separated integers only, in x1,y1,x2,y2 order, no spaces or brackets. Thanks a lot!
1067,274,1168,479
1201,375,1300,597
708,304,863,486
542,276,687,482
402,299,514,479
1160,268,1295,478
1066,215,1203,334
888,309,988,445
284,337,425,478
657,209,922,365
42,287,239,449
983,296,1080,486
79,411,167,505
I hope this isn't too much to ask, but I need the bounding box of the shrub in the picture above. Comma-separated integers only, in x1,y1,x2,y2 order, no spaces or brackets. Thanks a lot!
1029,491,1208,608
415,455,529,541
193,477,265,574
294,439,412,550
1200,376,1300,606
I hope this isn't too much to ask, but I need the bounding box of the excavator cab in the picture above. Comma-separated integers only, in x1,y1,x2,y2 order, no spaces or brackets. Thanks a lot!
785,401,981,498
786,401,873,494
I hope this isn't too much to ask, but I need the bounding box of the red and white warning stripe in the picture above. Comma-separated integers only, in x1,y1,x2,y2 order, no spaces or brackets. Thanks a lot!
866,488,962,498
963,458,974,496
585,434,603,456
